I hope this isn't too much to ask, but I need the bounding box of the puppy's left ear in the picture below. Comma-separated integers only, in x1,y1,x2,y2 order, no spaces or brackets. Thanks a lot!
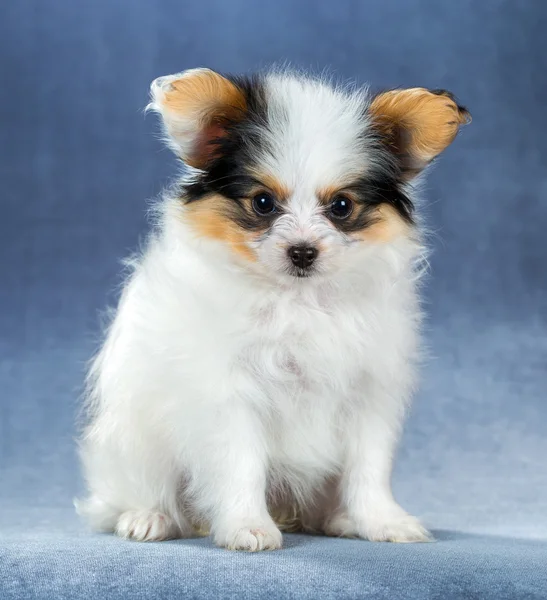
147,68,246,168
369,88,471,179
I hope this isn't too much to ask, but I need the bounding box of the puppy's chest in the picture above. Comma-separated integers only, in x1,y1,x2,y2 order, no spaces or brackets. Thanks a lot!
239,297,371,472
243,297,369,397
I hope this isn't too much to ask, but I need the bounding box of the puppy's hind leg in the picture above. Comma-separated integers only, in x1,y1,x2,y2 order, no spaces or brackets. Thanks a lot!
77,495,193,542
78,433,194,542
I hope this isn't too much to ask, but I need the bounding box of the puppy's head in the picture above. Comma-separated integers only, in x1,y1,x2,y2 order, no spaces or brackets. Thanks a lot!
149,69,470,281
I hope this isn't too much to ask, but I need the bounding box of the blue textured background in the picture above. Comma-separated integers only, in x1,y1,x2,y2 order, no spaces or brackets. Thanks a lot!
1,1,546,598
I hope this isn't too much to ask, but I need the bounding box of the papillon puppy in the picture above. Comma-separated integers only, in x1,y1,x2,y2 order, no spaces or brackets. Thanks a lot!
77,68,469,550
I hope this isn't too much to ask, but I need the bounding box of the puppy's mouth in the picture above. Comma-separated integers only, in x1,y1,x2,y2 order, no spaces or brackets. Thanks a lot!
288,266,315,279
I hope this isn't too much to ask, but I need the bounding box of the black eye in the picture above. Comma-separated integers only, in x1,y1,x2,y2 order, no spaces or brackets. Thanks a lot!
329,196,353,219
252,192,276,216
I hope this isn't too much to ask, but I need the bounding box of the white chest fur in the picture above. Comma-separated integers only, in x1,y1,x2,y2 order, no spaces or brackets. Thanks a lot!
226,282,412,480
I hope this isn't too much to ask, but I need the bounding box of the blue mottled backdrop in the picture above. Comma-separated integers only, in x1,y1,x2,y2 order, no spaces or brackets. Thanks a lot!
1,2,546,598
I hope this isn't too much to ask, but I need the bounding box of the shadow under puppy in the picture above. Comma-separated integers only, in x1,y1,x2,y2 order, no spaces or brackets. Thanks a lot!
77,68,469,550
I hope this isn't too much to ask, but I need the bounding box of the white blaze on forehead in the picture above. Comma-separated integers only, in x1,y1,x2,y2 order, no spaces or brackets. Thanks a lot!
260,74,372,194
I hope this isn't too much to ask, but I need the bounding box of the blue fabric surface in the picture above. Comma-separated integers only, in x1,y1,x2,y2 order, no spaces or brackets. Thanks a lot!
1,1,546,598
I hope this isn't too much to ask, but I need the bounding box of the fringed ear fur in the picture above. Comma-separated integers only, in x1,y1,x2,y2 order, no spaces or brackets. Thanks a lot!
147,68,247,168
369,87,471,179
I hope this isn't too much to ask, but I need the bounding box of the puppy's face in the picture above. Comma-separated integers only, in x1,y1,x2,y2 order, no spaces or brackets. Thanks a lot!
149,69,469,282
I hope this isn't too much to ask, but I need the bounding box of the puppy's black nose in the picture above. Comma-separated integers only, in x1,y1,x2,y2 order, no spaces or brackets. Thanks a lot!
288,245,318,268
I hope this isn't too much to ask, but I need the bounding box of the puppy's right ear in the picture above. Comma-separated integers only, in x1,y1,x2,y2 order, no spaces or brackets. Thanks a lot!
147,68,246,168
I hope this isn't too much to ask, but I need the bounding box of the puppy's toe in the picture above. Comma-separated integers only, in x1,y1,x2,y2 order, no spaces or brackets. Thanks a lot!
115,510,182,542
214,520,283,551
365,514,433,543
324,509,432,543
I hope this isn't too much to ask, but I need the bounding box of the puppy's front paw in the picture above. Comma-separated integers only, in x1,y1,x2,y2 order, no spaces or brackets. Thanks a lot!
115,510,182,542
213,519,283,551
324,507,432,543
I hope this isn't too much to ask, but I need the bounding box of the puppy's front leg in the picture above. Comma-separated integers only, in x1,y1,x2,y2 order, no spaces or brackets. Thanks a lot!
325,386,431,543
192,398,281,551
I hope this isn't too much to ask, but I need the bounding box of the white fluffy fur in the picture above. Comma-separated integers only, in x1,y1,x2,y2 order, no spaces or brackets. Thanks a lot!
77,70,431,550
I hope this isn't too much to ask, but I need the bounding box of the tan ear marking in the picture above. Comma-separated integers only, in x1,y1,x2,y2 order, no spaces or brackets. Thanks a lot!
370,87,470,173
161,69,246,122
149,69,247,167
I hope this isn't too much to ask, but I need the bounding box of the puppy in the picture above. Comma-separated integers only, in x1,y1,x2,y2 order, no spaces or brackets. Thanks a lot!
77,68,469,550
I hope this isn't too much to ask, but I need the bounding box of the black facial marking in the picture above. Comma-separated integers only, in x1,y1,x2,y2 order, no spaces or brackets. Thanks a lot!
325,136,415,234
184,74,269,204
352,171,414,222
220,195,281,233
180,74,416,235
181,75,277,231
